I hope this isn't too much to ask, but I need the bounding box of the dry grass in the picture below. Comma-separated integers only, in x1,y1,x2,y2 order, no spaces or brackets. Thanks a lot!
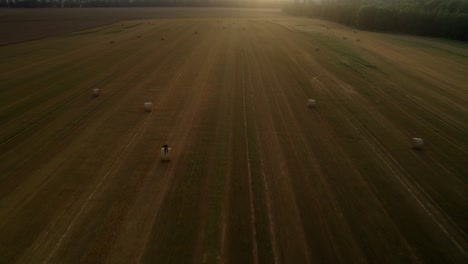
0,9,467,264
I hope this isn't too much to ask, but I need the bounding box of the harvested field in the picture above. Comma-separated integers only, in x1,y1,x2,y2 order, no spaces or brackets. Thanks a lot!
0,8,467,263
0,7,282,45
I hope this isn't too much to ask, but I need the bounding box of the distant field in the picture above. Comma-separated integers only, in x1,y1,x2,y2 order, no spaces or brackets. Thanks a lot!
0,7,283,45
0,8,467,263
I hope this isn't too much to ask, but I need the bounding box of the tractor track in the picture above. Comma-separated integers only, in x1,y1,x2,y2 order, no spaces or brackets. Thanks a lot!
285,59,420,262
1,13,466,264
124,47,203,260
242,52,281,264
0,24,192,206
246,27,317,263
365,71,468,153
294,36,467,175
241,51,259,264
278,20,468,156
0,48,142,148
0,21,189,148
9,23,198,263
295,57,467,259
138,24,227,262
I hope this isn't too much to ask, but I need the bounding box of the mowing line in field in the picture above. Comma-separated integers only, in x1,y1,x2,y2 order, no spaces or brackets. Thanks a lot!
0,44,151,148
365,73,468,154
297,47,467,240
0,86,89,147
302,63,468,259
243,52,281,264
289,55,418,261
341,109,468,258
44,111,153,263
135,44,201,263
0,43,168,215
218,33,237,262
15,28,202,260
50,22,202,262
326,75,468,256
241,51,259,264
251,26,335,262
43,42,180,256
0,88,123,222
0,79,151,227
138,27,226,262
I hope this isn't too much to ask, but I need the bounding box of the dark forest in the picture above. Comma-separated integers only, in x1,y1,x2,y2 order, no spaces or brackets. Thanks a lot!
284,0,468,41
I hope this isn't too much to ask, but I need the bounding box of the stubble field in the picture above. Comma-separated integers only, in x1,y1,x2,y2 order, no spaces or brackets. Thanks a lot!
0,8,467,263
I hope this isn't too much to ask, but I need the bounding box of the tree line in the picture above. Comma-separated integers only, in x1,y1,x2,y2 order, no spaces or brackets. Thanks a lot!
0,0,279,8
284,0,468,41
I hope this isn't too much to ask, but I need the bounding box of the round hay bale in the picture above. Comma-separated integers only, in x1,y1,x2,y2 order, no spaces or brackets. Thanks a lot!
110,41,115,44
315,47,320,52
92,88,100,97
161,37,164,41
343,37,347,40
412,138,424,149
194,31,198,34
144,102,153,112
356,38,360,42
307,99,316,108
161,147,171,161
